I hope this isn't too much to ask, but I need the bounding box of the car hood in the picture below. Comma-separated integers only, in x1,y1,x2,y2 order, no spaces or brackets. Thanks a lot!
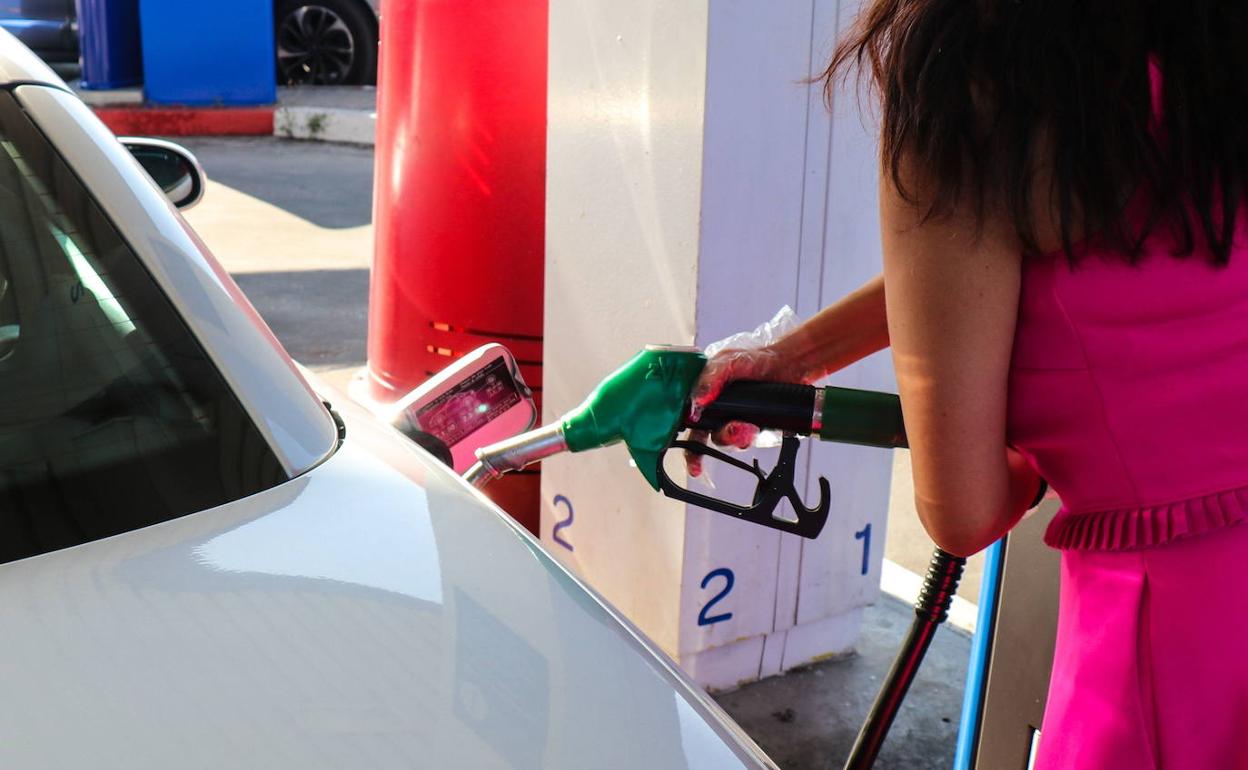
0,397,774,769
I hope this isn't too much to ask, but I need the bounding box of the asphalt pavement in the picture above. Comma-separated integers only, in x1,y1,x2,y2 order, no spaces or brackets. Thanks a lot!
181,136,372,395
180,134,970,769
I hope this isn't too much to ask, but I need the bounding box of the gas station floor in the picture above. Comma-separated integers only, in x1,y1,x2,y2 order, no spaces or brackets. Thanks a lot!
715,596,969,770
182,135,971,769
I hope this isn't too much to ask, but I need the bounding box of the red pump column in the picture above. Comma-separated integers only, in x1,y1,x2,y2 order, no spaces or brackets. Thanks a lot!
368,0,547,531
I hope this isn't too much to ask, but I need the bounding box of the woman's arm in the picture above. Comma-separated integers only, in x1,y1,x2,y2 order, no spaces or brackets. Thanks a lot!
770,273,890,382
691,275,888,408
685,276,890,471
881,169,1041,557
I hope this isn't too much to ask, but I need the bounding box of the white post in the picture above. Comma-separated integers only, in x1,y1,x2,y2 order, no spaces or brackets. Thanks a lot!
543,0,891,690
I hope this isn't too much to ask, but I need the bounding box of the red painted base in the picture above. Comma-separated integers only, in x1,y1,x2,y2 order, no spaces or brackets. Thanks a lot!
483,471,541,536
93,107,275,136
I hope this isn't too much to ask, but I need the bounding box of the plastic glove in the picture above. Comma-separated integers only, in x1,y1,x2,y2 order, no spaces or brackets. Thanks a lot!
684,344,809,478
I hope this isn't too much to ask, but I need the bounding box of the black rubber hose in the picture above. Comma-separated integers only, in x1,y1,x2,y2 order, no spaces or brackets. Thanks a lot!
842,549,966,770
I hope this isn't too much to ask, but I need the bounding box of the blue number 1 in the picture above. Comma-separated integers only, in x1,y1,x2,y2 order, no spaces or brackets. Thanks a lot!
697,568,735,626
854,523,872,576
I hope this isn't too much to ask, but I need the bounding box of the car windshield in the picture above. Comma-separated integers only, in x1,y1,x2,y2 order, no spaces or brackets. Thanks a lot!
0,89,285,565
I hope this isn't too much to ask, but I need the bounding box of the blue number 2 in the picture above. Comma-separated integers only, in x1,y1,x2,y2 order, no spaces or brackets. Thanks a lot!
697,568,735,626
854,523,872,576
552,495,574,551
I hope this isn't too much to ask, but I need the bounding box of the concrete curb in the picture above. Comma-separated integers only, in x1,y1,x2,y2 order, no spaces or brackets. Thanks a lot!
93,106,275,136
76,83,377,145
75,86,144,106
274,105,376,146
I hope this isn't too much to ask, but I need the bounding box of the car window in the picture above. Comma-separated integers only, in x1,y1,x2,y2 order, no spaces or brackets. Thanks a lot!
0,90,285,565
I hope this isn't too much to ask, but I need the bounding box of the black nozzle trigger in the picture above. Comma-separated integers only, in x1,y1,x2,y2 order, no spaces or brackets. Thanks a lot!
657,434,831,539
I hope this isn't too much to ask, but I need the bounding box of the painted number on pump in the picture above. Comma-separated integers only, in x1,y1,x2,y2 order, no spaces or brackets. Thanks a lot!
552,495,574,551
854,523,872,576
697,568,735,626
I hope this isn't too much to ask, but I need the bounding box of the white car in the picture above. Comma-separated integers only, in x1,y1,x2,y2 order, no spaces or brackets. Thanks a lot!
0,33,775,769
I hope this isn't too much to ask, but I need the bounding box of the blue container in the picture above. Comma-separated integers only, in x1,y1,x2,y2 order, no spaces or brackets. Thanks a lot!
138,0,275,105
76,0,143,90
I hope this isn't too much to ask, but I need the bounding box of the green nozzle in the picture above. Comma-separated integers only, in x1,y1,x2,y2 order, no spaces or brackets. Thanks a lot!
561,346,706,489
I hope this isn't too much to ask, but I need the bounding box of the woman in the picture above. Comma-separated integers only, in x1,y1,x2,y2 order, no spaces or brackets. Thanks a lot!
690,1,1248,766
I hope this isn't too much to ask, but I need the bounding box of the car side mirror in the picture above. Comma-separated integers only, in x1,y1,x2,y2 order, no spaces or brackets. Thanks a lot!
386,344,538,473
121,137,206,210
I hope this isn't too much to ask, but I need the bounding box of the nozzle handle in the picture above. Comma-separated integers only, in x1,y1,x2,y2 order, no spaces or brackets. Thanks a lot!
687,381,818,435
687,380,910,449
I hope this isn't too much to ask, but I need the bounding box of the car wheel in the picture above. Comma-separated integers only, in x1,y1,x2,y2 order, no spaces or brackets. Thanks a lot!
275,0,378,86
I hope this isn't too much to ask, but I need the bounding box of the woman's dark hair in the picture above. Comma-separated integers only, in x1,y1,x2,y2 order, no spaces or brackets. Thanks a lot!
821,1,1248,264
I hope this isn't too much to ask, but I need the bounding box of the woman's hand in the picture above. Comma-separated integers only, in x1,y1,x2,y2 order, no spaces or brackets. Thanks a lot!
682,277,891,478
684,345,808,477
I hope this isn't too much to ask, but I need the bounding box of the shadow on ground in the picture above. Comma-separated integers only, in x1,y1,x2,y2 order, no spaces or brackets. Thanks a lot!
233,269,370,370
714,596,969,770
178,137,374,228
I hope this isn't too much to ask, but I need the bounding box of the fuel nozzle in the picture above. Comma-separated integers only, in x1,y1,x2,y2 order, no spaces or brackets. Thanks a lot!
466,346,706,488
467,344,909,540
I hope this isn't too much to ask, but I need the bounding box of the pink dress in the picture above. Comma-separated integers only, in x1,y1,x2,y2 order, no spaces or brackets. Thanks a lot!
1007,219,1248,766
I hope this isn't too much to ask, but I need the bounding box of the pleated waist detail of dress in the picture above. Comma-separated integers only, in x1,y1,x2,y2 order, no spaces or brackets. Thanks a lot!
1044,483,1248,550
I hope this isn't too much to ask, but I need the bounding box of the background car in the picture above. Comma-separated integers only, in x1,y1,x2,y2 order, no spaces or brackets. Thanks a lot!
275,0,379,85
0,0,380,84
0,0,74,64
